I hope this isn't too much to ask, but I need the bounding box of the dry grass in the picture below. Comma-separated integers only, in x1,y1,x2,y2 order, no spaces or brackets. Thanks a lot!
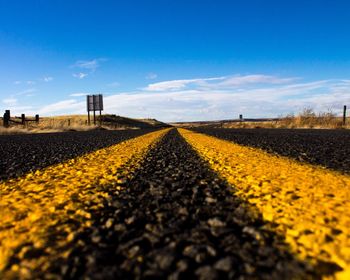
31,115,101,131
221,121,279,129
0,115,107,135
222,108,349,129
277,108,348,129
0,126,35,135
0,114,168,135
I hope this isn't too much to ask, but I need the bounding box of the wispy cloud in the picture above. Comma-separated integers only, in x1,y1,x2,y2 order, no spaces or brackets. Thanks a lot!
16,74,350,121
72,72,88,79
146,72,158,80
2,98,17,105
106,77,350,121
144,75,297,92
13,77,53,85
72,58,106,72
219,75,299,87
14,88,36,96
43,76,53,82
71,58,106,79
37,99,84,115
144,76,226,91
14,80,36,85
70,92,89,97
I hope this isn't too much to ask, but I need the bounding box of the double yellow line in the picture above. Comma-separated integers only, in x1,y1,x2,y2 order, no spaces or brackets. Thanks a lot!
0,129,169,278
179,128,350,279
1,127,349,279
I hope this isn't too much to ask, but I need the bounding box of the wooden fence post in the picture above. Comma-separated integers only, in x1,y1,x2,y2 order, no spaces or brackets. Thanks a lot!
3,110,10,127
35,115,39,124
99,110,102,127
21,114,25,125
343,105,347,126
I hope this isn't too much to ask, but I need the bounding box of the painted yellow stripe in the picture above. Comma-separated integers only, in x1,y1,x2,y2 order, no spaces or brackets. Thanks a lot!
0,129,169,277
179,128,350,279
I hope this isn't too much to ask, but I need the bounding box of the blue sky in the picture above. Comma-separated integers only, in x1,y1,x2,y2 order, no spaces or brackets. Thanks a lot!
0,0,350,121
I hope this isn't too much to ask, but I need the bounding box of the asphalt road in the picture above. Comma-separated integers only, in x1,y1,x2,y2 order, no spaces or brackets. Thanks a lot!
181,128,350,278
44,129,322,279
1,128,348,279
192,128,350,174
0,129,155,180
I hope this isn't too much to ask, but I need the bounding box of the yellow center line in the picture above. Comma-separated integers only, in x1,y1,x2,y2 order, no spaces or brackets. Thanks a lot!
0,129,169,277
179,128,350,279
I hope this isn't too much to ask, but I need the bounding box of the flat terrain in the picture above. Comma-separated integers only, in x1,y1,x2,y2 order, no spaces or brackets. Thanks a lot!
0,128,349,279
192,128,350,174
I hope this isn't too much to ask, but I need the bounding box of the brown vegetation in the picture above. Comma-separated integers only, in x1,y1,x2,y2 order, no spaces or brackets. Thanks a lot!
173,108,349,129
222,109,349,129
0,115,169,135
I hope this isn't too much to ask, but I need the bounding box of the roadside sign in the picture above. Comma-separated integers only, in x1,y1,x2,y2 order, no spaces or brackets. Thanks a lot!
87,94,103,111
86,94,103,125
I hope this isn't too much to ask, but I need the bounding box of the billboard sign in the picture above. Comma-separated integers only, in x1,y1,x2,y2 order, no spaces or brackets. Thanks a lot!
87,94,103,111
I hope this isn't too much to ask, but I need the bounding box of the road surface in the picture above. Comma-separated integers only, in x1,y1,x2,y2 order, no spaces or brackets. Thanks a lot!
0,128,349,279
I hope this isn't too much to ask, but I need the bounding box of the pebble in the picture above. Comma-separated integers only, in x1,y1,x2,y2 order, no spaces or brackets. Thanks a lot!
207,218,226,227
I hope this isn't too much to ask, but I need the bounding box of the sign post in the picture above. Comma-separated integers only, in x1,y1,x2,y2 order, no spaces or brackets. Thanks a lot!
3,110,10,127
87,94,104,126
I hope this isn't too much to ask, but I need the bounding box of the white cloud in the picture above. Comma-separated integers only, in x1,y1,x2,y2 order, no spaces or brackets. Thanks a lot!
220,75,298,86
146,72,158,80
43,76,53,82
144,75,299,92
70,93,89,97
2,98,17,105
73,72,88,79
14,88,36,96
13,74,350,122
72,58,106,72
37,99,85,115
0,106,33,116
13,77,53,85
144,77,226,91
101,78,350,121
70,58,106,79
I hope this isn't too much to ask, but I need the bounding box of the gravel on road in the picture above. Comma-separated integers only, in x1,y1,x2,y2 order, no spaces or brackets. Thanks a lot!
46,129,323,279
1,128,347,279
0,129,168,279
180,128,350,279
